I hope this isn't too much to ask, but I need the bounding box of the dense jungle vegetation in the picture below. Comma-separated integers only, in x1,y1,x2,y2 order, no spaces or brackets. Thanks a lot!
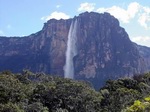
1,70,150,112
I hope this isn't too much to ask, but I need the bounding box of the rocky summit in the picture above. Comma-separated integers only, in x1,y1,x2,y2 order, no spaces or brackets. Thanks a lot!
0,12,150,89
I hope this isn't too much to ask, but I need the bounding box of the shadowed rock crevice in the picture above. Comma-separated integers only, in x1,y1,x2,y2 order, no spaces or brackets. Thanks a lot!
0,12,150,88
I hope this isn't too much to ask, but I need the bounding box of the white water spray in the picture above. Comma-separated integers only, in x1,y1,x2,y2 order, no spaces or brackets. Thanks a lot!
64,19,78,79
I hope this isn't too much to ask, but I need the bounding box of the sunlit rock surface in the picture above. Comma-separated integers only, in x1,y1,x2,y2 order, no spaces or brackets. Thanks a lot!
0,12,150,89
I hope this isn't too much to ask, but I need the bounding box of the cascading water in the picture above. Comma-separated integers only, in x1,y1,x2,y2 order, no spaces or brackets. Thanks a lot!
64,19,78,79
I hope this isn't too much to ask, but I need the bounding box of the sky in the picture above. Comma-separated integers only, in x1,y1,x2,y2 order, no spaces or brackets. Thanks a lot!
0,0,150,47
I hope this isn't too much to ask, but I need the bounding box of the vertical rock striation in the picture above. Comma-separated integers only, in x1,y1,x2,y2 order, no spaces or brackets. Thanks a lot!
0,12,150,89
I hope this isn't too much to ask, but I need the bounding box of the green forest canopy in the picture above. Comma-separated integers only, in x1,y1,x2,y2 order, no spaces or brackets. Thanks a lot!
1,70,150,112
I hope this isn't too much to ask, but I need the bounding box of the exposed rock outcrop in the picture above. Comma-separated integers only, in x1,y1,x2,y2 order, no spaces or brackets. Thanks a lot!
0,12,150,89
135,44,150,71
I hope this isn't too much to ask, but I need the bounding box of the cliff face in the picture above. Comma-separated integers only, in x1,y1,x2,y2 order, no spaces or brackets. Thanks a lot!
73,12,148,88
135,44,150,71
0,19,71,75
0,12,149,88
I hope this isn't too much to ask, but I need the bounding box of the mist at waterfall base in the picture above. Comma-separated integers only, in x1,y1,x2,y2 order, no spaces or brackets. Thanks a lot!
64,19,78,79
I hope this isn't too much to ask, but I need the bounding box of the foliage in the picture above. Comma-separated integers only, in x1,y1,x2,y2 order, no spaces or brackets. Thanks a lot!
1,70,150,112
0,70,102,112
99,72,150,112
0,102,24,112
122,98,150,112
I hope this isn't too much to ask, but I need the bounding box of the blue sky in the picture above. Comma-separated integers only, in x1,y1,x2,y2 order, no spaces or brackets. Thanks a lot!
0,0,150,47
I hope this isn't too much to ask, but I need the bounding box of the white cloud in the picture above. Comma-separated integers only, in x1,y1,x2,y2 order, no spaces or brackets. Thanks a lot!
131,36,150,47
97,6,130,23
7,24,12,29
127,2,140,18
78,2,95,12
0,30,4,36
97,2,140,23
41,11,70,21
138,14,149,29
96,2,150,29
56,5,61,8
95,2,150,47
138,7,150,29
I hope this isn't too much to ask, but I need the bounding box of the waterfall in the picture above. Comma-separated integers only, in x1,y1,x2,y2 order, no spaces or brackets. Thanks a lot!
64,19,78,79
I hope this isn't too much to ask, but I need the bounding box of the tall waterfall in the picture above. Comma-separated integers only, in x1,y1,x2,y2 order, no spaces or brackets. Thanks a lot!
64,19,78,79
